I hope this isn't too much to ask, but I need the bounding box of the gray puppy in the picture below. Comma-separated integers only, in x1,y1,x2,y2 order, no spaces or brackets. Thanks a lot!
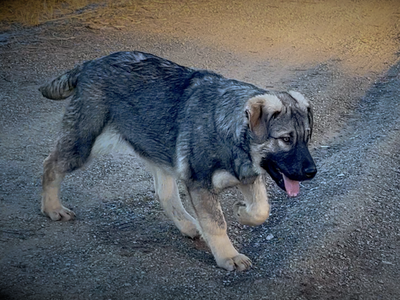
39,51,316,271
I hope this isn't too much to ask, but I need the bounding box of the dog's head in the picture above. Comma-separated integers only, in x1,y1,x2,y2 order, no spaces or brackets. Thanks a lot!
246,91,317,196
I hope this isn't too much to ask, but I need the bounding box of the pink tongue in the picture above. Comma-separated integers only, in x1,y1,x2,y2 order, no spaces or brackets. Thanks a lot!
282,174,300,197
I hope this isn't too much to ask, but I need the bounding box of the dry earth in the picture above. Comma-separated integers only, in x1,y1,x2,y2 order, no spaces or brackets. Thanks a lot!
1,0,400,299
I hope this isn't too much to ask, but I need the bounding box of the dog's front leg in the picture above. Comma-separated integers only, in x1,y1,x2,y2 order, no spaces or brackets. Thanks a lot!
234,175,270,226
148,165,199,239
188,187,252,271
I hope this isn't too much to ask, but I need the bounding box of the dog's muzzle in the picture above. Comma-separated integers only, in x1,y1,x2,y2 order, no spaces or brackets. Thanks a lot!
262,158,317,197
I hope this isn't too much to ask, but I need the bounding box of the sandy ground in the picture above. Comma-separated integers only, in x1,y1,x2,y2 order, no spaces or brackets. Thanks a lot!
1,0,400,299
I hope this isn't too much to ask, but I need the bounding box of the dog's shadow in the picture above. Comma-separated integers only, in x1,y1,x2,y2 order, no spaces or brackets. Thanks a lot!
86,184,304,276
71,155,323,275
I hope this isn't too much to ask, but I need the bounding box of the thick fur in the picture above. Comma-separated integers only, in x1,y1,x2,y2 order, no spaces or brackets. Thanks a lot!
39,51,316,271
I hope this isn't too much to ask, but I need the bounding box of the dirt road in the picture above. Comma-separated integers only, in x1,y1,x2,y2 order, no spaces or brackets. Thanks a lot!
1,1,399,299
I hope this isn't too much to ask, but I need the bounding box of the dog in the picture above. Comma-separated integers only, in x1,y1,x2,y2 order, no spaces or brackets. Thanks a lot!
39,51,317,271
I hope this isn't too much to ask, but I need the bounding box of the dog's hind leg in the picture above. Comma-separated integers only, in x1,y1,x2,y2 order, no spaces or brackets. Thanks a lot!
41,151,73,221
188,187,252,271
234,175,270,226
42,95,107,221
149,165,199,238
42,133,100,220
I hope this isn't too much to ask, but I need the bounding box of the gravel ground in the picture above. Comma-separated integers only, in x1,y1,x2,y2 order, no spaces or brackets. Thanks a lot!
0,1,400,299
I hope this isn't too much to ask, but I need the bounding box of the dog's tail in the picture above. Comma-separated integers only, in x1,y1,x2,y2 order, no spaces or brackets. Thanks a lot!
39,64,83,100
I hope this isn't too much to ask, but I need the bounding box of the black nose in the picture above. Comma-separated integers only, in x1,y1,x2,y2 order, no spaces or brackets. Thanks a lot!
304,166,317,179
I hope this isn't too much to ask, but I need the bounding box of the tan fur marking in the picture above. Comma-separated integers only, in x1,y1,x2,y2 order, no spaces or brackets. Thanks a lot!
212,170,240,190
42,154,74,221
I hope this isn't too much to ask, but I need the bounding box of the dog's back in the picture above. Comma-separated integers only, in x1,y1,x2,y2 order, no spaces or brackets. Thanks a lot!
39,52,197,165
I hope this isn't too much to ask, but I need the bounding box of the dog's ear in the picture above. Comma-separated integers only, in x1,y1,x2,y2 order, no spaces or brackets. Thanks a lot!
245,94,283,136
245,101,263,133
289,91,309,109
289,91,313,137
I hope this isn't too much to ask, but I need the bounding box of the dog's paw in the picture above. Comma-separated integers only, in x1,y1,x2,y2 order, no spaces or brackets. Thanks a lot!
233,201,269,226
44,206,75,221
217,254,252,271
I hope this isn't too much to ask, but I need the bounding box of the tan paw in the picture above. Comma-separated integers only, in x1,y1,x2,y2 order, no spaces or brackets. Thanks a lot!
43,206,75,221
217,254,252,271
233,201,269,226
